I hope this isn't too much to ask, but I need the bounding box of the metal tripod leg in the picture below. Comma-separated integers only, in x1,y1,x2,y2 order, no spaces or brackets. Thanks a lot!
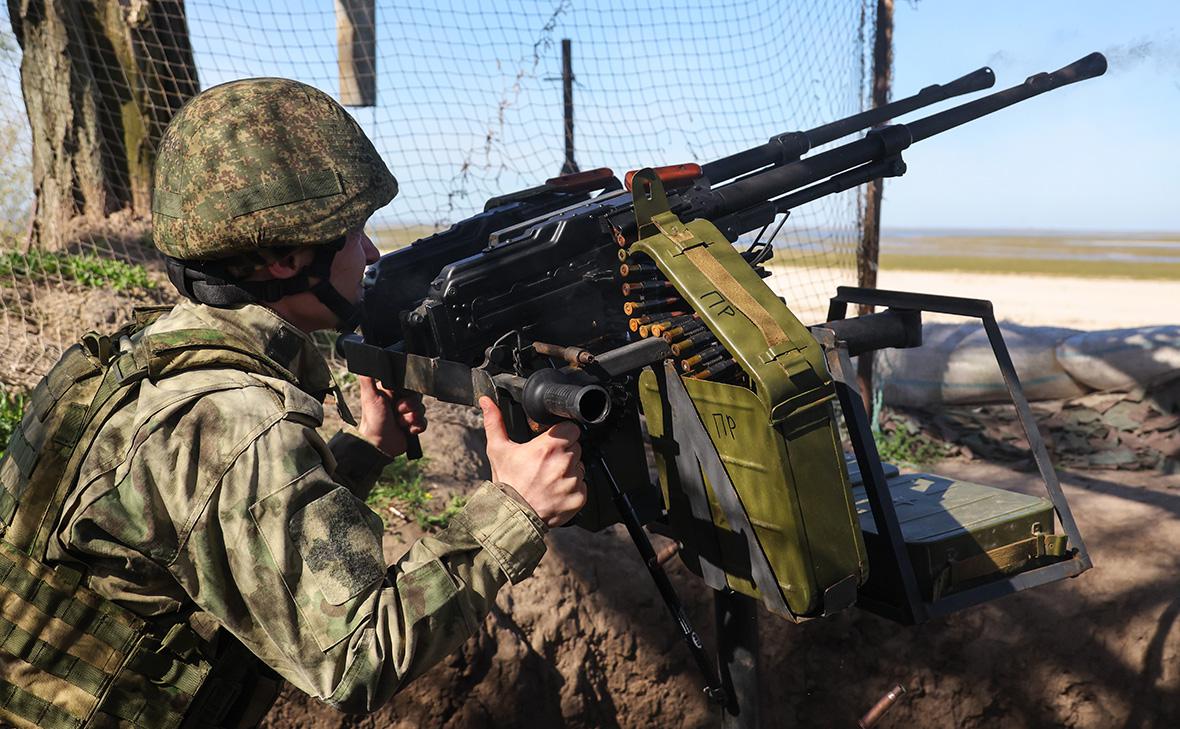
591,455,727,705
716,589,761,729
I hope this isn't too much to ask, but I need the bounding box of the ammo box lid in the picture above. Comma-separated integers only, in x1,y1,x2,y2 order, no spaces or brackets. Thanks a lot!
851,473,1055,544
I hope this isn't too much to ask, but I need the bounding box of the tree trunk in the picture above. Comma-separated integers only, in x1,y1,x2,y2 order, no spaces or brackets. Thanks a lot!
7,0,198,250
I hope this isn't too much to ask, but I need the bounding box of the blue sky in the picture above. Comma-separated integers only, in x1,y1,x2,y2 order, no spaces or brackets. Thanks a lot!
2,0,1177,234
885,0,1179,233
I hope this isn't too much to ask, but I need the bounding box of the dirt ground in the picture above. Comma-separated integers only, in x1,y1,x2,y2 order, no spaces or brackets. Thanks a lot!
3,261,1177,727
261,399,1180,729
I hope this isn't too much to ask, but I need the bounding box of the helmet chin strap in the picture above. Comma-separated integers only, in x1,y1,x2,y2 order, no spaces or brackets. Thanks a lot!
165,237,362,334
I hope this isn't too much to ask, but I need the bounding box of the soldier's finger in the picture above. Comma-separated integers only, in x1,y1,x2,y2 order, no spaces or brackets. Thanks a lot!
479,396,509,449
546,421,582,444
358,375,379,399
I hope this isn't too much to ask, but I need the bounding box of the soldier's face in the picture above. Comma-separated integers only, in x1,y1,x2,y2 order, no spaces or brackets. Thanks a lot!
331,227,381,305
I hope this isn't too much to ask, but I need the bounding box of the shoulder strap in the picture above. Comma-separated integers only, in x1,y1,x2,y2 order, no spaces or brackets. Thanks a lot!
3,315,303,561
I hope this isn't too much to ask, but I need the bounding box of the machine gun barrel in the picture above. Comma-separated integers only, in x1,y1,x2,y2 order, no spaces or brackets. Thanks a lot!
701,52,1107,220
700,66,995,182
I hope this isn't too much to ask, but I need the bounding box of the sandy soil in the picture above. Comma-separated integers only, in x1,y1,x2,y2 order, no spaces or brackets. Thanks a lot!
257,268,1180,727
4,260,1177,727
265,402,1179,729
765,267,1180,329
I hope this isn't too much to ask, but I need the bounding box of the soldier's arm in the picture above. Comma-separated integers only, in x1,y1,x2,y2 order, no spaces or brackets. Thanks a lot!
174,411,547,713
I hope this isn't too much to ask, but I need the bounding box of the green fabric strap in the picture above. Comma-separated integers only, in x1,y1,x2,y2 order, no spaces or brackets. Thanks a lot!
0,615,109,696
0,679,83,729
0,476,17,525
28,349,147,558
98,685,185,729
216,169,343,219
127,646,208,697
0,547,138,650
7,428,37,482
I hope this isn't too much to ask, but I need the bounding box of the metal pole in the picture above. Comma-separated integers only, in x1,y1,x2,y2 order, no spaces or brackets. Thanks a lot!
856,0,893,412
560,38,579,174
716,590,760,729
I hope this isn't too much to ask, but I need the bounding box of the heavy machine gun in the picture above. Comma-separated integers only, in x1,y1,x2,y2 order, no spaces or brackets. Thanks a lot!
341,53,1105,705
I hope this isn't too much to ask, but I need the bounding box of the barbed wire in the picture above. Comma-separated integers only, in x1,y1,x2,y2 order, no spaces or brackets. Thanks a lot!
0,0,876,388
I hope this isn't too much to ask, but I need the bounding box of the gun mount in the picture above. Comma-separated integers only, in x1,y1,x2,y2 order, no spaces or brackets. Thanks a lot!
342,52,1105,705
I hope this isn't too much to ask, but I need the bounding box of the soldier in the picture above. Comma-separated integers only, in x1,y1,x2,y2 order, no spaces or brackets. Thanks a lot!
0,78,586,728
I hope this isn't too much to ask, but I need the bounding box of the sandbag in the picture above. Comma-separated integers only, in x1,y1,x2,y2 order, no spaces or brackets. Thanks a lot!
876,322,1090,407
1056,326,1180,392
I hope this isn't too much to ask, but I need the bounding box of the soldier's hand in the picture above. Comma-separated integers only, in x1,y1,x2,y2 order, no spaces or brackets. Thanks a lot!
357,376,427,457
479,396,586,528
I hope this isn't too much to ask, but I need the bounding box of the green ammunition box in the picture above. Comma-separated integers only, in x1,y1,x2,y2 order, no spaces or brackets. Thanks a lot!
630,170,866,620
850,471,1066,602
642,373,868,618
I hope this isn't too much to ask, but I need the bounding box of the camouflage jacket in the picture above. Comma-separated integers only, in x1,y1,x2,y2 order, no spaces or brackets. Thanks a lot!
46,300,548,713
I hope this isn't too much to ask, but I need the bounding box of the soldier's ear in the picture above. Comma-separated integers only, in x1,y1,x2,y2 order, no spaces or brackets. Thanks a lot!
264,249,315,280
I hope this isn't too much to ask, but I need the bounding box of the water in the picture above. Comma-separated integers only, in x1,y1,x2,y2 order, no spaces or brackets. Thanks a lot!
764,228,1180,266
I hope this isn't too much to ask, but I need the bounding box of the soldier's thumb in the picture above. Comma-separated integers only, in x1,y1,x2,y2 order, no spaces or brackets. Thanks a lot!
479,396,509,449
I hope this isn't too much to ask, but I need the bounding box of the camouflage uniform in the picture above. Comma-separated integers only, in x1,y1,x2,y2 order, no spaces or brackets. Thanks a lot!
44,298,548,713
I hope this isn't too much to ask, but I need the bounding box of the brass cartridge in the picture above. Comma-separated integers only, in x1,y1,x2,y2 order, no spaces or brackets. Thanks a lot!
669,329,717,356
623,297,682,316
680,343,729,371
619,262,659,278
622,280,675,297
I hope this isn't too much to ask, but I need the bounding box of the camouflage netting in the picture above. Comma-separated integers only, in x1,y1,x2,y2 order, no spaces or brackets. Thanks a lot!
0,0,877,390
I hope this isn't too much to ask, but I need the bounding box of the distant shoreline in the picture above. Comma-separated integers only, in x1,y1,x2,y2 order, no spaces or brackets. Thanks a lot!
765,263,1177,329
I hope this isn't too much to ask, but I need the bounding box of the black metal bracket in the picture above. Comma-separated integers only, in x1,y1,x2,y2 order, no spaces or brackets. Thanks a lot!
816,286,1092,624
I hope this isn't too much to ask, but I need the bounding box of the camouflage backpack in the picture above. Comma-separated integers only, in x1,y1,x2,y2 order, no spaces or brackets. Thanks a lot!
0,309,295,729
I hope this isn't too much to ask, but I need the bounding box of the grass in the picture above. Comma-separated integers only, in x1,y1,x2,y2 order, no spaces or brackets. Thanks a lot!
873,412,954,468
0,387,26,457
769,231,1180,281
367,454,466,531
877,252,1180,281
0,250,156,291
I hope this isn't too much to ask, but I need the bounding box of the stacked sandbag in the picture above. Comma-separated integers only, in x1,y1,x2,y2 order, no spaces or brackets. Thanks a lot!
1056,325,1180,392
876,322,1090,407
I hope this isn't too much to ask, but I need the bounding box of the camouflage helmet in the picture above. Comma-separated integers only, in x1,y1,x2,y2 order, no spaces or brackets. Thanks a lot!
151,78,397,260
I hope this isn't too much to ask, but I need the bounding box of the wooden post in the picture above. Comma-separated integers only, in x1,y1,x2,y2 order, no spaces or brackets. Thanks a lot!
337,0,376,107
560,38,578,174
856,0,893,413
